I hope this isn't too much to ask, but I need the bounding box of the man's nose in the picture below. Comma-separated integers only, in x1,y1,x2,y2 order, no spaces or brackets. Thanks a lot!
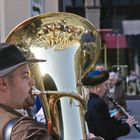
30,77,36,86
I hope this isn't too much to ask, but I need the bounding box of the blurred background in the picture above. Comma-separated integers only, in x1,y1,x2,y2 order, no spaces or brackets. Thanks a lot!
1,0,140,139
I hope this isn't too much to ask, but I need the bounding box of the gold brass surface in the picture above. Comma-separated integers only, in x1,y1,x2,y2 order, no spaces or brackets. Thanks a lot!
6,12,101,140
6,12,101,79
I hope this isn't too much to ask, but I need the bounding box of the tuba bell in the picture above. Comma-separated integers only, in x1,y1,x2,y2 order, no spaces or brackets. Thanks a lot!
5,12,101,140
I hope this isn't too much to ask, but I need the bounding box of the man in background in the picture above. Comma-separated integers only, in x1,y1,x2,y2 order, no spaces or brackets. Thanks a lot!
82,70,136,140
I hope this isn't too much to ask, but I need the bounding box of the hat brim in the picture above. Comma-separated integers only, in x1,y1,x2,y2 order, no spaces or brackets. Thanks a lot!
82,71,109,86
0,59,46,77
27,59,46,63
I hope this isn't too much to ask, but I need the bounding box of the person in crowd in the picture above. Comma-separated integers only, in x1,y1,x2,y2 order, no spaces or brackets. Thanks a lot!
95,63,105,71
106,71,127,118
82,70,136,140
0,43,53,140
126,70,139,95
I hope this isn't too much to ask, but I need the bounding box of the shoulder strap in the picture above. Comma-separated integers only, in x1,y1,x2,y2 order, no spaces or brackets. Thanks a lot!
3,118,19,140
0,103,22,117
0,104,22,140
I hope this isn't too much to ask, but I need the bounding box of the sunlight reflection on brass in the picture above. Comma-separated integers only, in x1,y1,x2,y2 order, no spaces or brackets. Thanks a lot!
6,12,101,140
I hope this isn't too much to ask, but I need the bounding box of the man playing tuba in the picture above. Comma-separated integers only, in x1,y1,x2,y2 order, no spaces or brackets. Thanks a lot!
0,43,54,140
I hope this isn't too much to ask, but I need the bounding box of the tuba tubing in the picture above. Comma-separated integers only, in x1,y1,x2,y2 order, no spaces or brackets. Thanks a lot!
32,88,105,140
5,12,101,140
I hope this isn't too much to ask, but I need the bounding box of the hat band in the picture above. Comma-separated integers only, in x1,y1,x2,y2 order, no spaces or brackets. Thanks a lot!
0,62,27,77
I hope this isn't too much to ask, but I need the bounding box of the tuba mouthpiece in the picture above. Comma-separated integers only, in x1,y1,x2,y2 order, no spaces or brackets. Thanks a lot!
32,86,41,95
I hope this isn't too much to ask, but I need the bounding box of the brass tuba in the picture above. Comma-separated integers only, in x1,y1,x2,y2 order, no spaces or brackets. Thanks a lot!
5,12,101,140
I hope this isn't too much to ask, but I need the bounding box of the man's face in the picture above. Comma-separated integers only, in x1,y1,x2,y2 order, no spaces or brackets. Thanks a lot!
6,64,35,109
108,78,117,88
95,65,105,71
89,82,107,97
99,82,107,96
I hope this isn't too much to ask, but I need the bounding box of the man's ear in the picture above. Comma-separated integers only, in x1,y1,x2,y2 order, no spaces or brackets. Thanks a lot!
0,77,8,90
95,85,100,92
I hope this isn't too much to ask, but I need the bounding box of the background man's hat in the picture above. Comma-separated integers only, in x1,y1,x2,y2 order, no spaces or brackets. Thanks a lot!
0,43,46,77
82,70,109,86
